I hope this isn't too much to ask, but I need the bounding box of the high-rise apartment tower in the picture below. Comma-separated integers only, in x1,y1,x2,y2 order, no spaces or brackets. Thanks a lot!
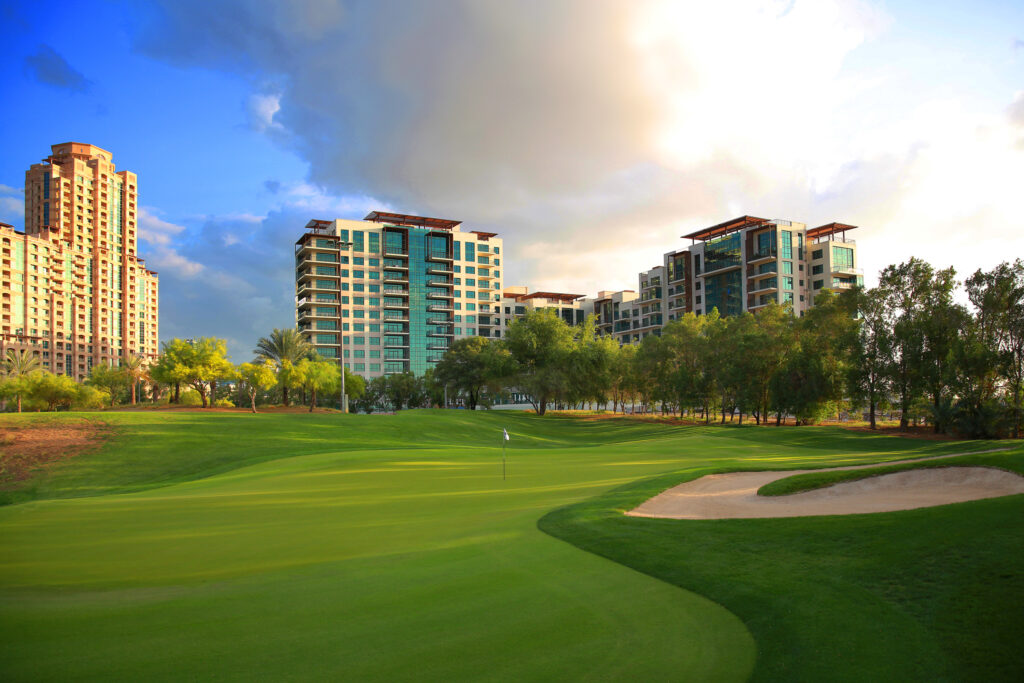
1,143,159,378
295,211,504,378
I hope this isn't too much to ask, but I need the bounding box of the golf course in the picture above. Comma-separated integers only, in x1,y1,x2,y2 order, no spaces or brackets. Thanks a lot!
1,410,1022,681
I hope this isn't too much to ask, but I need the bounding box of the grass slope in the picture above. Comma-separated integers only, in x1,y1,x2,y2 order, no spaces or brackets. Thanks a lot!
758,449,1022,496
540,442,1024,682
0,411,1013,680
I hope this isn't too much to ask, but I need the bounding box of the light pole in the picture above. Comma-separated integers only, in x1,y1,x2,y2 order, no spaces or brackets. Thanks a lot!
337,239,354,413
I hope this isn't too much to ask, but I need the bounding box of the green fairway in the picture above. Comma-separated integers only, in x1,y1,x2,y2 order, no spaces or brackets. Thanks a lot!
0,411,1018,681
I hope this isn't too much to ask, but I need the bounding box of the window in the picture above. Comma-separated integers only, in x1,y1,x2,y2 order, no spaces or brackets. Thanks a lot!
783,277,794,290
782,261,793,274
833,246,854,269
812,249,823,260
812,264,824,275
813,279,824,290
781,230,792,259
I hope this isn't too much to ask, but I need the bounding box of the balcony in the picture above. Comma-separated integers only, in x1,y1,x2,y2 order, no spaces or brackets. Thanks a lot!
383,249,409,258
384,341,410,349
298,309,336,320
427,278,454,287
426,343,450,351
382,286,409,296
427,265,453,275
383,313,409,322
383,274,408,285
428,330,454,337
477,271,495,280
749,279,778,295
427,292,454,300
426,317,453,325
427,304,454,312
746,250,777,266
426,251,453,263
832,265,863,276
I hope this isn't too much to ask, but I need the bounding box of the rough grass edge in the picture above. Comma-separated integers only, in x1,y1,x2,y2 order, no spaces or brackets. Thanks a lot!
758,447,1024,497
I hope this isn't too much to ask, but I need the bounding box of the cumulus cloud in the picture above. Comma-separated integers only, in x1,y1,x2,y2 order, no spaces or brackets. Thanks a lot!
134,0,1024,301
0,184,24,226
23,45,92,93
138,207,205,277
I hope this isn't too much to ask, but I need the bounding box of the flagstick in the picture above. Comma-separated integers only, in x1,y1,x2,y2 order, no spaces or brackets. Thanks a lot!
502,433,507,481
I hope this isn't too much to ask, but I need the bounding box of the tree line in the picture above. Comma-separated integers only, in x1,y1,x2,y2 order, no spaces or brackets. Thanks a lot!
434,258,1024,438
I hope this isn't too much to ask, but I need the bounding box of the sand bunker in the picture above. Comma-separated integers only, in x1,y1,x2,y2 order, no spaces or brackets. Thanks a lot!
627,451,1024,520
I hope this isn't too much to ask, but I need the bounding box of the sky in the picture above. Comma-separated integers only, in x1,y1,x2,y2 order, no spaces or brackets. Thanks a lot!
1,0,1022,360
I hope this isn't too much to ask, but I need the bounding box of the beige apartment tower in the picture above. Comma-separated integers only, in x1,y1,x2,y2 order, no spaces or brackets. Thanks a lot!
1,143,159,379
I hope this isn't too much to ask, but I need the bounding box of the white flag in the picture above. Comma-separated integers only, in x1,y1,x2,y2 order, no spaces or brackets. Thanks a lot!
503,428,510,441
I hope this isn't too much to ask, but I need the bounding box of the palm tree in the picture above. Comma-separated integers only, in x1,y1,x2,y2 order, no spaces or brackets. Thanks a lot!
254,328,313,407
121,353,149,405
4,349,43,413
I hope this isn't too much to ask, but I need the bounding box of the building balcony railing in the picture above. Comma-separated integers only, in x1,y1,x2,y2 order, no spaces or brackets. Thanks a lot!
382,286,409,296
427,265,453,275
427,304,453,312
426,252,453,262
297,310,336,320
383,314,410,321
383,249,409,258
295,241,340,255
832,265,863,276
382,301,410,310
384,342,410,349
426,317,453,325
427,278,454,287
427,292,454,300
426,343,450,351
749,279,778,295
382,275,408,285
477,271,495,280
427,330,454,337
746,250,776,266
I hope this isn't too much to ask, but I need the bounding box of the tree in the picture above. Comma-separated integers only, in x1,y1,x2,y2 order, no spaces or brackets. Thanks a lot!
877,259,933,429
151,339,194,404
236,360,277,413
28,373,79,411
3,349,43,413
121,353,149,405
434,337,511,410
965,260,1024,438
87,364,128,407
848,286,891,429
383,371,420,411
504,310,574,415
296,357,341,412
158,338,233,408
254,328,313,407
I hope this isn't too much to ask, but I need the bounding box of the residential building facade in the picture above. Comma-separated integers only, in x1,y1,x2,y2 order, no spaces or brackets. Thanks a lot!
295,211,503,378
588,216,861,345
2,143,158,378
501,287,587,328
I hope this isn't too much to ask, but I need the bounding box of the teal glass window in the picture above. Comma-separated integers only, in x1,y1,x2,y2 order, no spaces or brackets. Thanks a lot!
833,247,854,269
782,261,793,274
783,276,794,290
353,231,364,252
353,297,364,305
353,323,364,331
781,230,792,259
465,242,475,261
703,233,741,274
369,233,380,253
466,266,476,274
370,363,381,372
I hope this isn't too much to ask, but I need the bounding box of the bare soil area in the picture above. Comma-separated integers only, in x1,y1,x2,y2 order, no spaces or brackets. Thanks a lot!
628,449,1023,520
0,419,112,488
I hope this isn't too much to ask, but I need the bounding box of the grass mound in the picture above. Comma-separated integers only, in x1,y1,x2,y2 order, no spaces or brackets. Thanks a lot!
758,449,1023,497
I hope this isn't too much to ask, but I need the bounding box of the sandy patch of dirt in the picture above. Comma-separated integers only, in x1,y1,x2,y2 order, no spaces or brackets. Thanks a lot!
627,449,1022,520
0,419,112,488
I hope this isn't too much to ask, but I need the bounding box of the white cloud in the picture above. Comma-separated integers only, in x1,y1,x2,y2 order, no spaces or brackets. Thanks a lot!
136,0,1024,303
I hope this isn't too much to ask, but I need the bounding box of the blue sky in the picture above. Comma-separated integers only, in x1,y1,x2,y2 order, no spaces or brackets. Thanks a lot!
1,0,1022,360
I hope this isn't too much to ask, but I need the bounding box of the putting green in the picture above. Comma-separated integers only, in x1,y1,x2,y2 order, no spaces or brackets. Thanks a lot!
0,411,1007,680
